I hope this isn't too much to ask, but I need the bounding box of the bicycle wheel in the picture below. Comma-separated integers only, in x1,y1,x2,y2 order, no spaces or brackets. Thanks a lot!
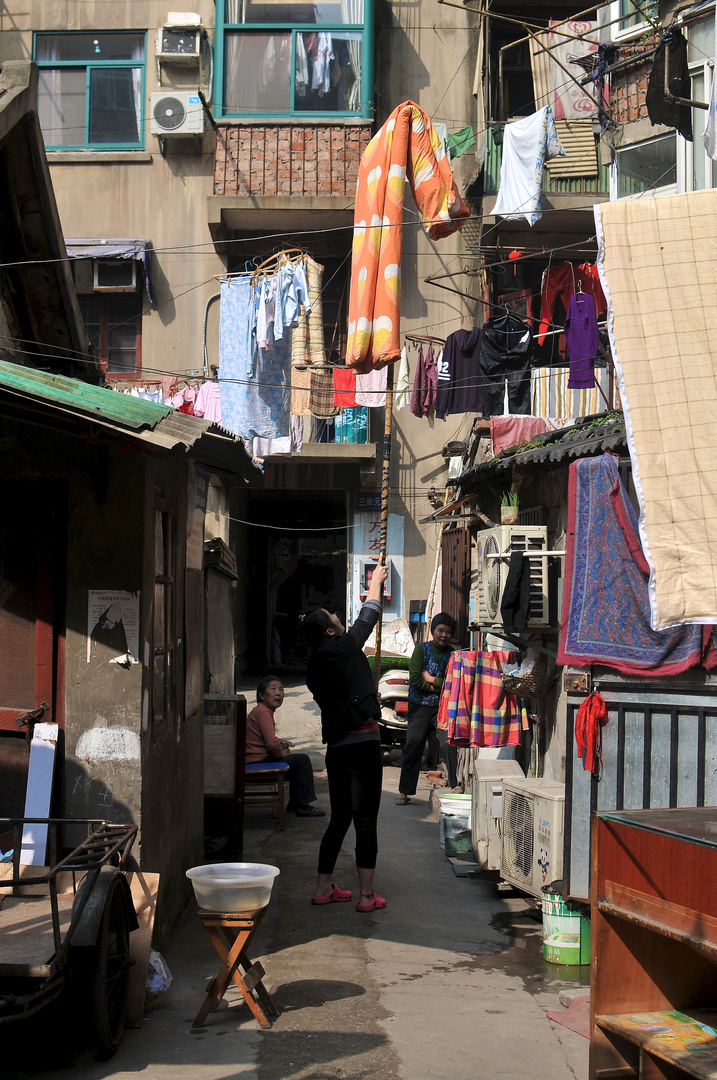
91,871,131,1058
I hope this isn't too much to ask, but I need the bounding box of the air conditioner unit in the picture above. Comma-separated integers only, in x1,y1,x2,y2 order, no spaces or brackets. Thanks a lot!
469,525,549,630
93,259,138,292
471,758,525,870
501,777,565,897
151,92,205,137
155,22,202,63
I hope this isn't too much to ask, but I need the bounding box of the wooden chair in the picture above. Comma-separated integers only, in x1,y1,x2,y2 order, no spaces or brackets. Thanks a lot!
244,762,290,830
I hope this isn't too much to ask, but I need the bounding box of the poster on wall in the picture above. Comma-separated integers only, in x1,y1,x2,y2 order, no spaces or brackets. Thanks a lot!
87,591,140,665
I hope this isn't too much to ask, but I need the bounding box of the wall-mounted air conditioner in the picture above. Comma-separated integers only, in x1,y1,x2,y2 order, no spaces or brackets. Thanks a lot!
500,777,565,897
93,259,138,292
155,13,203,63
471,758,525,871
469,525,549,630
151,92,206,137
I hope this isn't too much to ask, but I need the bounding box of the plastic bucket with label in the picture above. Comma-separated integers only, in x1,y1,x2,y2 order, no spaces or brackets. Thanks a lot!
541,890,591,965
438,793,472,855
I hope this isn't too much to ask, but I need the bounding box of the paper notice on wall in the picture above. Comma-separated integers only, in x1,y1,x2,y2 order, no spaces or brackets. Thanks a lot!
187,465,209,570
87,591,140,663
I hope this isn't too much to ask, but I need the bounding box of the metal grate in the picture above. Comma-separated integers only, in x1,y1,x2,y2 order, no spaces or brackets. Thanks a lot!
501,789,533,881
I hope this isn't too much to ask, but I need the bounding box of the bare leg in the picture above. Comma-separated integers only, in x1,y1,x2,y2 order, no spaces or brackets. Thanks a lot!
357,866,375,905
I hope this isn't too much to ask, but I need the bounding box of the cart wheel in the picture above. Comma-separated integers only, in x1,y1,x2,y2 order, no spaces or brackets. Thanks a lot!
91,871,131,1058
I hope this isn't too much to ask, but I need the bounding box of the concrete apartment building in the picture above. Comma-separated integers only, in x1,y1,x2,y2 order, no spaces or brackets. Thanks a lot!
0,0,484,669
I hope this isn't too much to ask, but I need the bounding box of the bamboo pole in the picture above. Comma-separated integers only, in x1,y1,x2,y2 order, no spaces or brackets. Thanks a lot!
373,364,394,688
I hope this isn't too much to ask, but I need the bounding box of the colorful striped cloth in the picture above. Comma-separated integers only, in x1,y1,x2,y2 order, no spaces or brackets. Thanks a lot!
438,650,525,747
531,365,610,418
471,649,526,747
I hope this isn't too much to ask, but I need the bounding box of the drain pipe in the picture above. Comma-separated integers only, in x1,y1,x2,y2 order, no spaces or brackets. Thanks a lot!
202,292,220,378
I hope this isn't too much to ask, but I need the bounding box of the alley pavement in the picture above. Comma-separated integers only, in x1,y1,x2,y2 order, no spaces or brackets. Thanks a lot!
3,679,588,1080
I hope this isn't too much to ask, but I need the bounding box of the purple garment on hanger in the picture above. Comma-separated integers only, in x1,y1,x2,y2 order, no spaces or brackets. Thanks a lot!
410,345,437,418
564,292,598,390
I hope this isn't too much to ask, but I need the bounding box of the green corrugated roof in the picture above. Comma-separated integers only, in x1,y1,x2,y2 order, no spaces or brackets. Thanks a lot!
0,360,172,430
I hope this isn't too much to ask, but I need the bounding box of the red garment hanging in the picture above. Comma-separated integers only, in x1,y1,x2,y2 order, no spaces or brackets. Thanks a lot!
575,690,608,776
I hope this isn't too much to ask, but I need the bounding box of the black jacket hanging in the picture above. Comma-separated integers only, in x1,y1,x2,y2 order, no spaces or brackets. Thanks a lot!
500,551,532,632
646,28,692,142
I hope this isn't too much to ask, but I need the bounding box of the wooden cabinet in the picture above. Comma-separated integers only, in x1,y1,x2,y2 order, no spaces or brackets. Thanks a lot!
591,808,717,1080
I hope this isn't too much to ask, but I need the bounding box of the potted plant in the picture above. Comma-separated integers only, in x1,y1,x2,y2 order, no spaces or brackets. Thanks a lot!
501,491,519,525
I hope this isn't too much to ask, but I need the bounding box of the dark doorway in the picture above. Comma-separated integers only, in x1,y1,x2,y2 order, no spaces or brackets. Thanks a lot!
245,491,347,671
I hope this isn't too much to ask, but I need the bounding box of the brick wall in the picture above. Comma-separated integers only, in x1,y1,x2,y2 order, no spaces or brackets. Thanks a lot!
610,37,659,125
214,123,373,197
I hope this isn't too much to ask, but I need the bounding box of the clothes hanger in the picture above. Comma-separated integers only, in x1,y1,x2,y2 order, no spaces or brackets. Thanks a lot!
576,279,583,294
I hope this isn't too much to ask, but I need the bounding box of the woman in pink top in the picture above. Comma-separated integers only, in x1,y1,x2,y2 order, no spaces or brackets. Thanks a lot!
246,676,325,817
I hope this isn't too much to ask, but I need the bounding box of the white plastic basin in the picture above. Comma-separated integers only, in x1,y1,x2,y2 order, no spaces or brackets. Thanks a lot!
186,862,280,913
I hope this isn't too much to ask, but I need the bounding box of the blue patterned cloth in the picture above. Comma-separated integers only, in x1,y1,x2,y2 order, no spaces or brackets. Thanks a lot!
335,407,368,444
558,454,709,675
219,276,290,441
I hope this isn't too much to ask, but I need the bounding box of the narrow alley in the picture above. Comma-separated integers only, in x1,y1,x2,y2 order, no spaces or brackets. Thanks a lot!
2,681,586,1080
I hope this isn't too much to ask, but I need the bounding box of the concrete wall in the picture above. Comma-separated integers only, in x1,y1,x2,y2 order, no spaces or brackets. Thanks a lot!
0,0,485,624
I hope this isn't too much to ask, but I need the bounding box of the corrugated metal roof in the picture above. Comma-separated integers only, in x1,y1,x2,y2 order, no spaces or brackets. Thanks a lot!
0,360,171,430
458,414,626,490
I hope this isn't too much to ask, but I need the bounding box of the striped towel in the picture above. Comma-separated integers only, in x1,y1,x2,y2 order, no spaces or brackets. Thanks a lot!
444,651,476,746
471,650,525,747
531,365,610,418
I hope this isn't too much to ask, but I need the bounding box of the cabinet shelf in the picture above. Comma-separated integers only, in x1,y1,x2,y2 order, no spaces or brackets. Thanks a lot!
591,809,717,1080
596,1011,717,1080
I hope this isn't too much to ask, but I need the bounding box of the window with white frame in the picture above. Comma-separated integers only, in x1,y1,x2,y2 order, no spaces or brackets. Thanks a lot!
678,13,717,191
614,132,677,197
35,32,145,149
216,0,372,117
610,0,658,40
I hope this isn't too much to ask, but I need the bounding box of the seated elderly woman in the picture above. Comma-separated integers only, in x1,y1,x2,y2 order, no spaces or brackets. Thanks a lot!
246,676,325,818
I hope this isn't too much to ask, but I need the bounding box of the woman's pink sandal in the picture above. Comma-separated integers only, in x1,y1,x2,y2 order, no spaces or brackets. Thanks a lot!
311,885,352,905
355,893,386,913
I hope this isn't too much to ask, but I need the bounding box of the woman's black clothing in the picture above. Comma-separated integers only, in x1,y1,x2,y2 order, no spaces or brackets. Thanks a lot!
307,600,384,874
306,600,382,745
317,740,383,873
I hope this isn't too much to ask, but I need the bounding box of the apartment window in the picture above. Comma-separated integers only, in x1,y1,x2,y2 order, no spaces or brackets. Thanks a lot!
614,133,677,197
678,15,717,191
611,0,658,39
152,505,176,744
78,295,142,377
35,32,145,149
216,0,372,117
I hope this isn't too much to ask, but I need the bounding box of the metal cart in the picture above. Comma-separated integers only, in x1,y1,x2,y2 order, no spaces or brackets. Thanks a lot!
0,817,139,1058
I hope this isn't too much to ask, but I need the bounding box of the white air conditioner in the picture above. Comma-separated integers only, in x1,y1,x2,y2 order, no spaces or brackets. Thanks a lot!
155,23,202,63
500,777,564,897
470,525,549,630
471,758,525,870
151,92,205,137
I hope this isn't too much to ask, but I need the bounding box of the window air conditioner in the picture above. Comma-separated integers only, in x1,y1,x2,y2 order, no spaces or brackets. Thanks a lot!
500,777,565,897
470,758,525,871
155,18,202,63
93,259,138,292
151,93,206,137
469,525,549,630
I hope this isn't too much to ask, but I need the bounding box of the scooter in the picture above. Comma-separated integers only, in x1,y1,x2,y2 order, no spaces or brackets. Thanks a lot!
377,667,410,746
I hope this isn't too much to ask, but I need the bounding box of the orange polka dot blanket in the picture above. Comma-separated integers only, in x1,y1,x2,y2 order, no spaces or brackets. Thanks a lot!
346,100,470,374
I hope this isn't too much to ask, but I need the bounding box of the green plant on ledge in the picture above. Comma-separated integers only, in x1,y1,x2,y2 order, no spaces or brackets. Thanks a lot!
501,491,519,509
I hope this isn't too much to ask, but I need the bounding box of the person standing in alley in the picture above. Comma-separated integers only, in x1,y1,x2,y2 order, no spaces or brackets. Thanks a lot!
246,677,326,817
302,553,389,913
396,613,456,805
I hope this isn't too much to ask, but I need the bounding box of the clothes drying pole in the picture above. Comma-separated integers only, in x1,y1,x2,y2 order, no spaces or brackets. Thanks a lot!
372,365,394,688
